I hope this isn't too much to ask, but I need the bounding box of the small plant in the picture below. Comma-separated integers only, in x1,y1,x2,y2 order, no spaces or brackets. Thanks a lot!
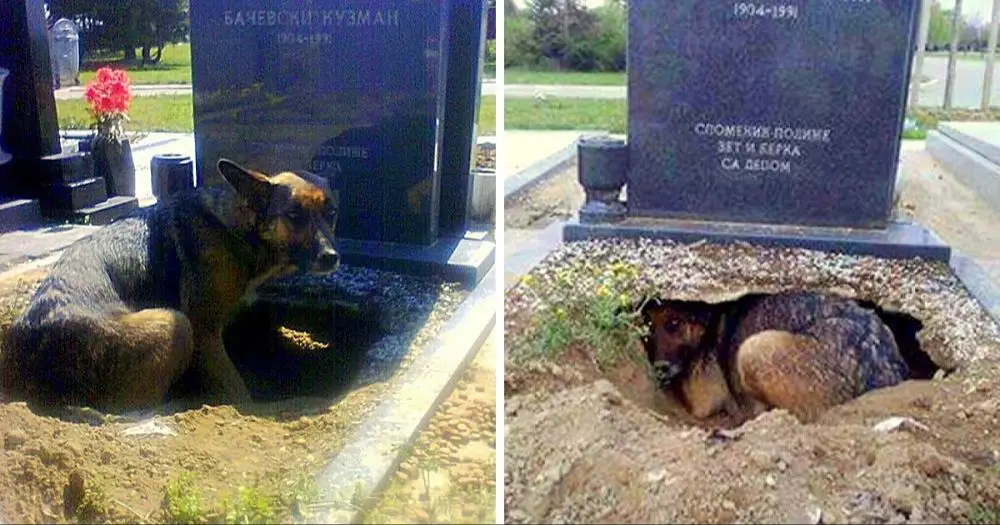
223,485,276,524
84,67,133,144
515,260,652,367
277,473,319,518
75,480,111,522
968,503,1000,525
163,471,204,524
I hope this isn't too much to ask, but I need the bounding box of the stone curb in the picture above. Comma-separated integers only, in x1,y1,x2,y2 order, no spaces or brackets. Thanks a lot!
950,250,1000,328
308,267,497,524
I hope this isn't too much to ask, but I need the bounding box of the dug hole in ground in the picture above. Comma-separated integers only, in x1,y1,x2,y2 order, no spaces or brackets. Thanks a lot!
0,145,499,524
504,146,1000,524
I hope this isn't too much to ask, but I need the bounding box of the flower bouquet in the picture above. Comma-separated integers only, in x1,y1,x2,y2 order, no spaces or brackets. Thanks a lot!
85,67,136,196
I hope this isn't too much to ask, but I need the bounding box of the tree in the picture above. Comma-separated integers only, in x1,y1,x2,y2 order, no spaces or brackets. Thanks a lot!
929,2,953,49
47,0,188,63
505,0,519,17
527,0,598,70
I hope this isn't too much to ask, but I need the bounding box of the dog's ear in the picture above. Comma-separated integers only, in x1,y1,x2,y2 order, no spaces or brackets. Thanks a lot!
218,159,272,213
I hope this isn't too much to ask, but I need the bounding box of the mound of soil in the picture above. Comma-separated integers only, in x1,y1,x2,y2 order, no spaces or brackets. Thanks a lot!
0,265,467,524
505,239,1000,524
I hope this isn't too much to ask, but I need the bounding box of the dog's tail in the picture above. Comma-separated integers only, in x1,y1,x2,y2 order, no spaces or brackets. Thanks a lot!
0,307,193,411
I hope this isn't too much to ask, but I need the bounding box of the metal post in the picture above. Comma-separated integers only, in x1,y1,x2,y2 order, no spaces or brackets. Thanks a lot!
983,0,1000,109
944,0,964,109
911,0,932,107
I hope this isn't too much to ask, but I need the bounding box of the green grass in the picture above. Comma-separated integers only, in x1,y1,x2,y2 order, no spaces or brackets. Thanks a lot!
505,97,625,133
504,68,625,86
479,95,496,135
57,94,496,135
78,43,192,86
57,95,195,132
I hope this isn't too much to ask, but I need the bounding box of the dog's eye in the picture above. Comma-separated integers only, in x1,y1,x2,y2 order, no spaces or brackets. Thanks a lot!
663,319,682,333
286,210,308,225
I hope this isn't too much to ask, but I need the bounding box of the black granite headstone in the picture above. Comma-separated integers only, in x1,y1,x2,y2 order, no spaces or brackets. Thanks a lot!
628,0,920,229
190,2,452,246
439,0,488,237
0,0,61,162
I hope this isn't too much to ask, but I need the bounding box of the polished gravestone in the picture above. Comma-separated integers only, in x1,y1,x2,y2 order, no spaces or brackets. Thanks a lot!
566,0,945,260
627,0,919,229
190,1,492,285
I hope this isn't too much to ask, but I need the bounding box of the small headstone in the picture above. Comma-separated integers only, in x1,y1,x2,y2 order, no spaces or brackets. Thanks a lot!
50,19,81,89
627,0,920,228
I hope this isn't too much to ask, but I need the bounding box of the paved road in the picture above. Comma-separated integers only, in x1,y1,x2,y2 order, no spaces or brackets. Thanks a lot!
500,56,1000,108
916,55,1000,108
52,56,1000,109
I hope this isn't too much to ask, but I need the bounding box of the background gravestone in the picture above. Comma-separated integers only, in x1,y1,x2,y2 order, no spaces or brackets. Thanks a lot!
627,0,921,229
190,2,452,246
50,18,81,89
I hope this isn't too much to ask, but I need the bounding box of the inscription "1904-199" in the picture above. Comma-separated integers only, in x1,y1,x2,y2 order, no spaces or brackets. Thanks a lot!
733,3,799,19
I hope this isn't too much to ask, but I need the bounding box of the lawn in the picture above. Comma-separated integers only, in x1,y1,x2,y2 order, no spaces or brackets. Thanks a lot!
57,94,498,135
504,97,939,141
78,43,192,86
504,68,625,86
505,97,625,133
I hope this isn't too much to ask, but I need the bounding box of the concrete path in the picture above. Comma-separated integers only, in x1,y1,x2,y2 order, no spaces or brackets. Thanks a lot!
503,130,587,177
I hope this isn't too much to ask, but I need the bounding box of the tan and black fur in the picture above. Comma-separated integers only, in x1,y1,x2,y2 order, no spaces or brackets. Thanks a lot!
0,159,340,413
642,291,912,423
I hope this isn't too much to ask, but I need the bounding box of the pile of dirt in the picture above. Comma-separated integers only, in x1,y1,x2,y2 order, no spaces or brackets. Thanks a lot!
505,239,1000,524
0,265,467,524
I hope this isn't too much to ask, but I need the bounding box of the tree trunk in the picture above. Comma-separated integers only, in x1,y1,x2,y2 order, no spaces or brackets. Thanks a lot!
944,0,963,109
910,0,932,107
123,47,137,61
982,0,1000,110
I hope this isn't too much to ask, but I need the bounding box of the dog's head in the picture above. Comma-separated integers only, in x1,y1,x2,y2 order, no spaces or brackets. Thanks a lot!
642,300,713,383
218,158,340,276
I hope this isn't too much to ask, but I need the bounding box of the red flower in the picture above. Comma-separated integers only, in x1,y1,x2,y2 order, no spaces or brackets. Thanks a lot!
85,67,132,116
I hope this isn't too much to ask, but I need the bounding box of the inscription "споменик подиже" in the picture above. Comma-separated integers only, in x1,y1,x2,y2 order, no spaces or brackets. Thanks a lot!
693,122,832,174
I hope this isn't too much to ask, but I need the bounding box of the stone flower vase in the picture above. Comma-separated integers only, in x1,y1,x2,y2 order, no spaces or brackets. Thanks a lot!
91,134,136,197
577,134,628,223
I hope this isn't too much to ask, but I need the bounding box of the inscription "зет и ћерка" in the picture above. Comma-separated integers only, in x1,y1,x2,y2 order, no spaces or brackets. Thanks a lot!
694,122,832,174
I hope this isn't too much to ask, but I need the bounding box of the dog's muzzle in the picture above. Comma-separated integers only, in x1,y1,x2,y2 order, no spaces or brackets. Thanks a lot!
653,360,684,383
309,218,340,274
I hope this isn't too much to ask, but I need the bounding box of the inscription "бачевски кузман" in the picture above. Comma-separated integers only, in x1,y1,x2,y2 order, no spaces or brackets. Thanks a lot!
223,9,400,28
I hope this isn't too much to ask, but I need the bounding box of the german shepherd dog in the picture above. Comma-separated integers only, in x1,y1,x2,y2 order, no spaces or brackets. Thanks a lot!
642,291,913,423
0,159,340,414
